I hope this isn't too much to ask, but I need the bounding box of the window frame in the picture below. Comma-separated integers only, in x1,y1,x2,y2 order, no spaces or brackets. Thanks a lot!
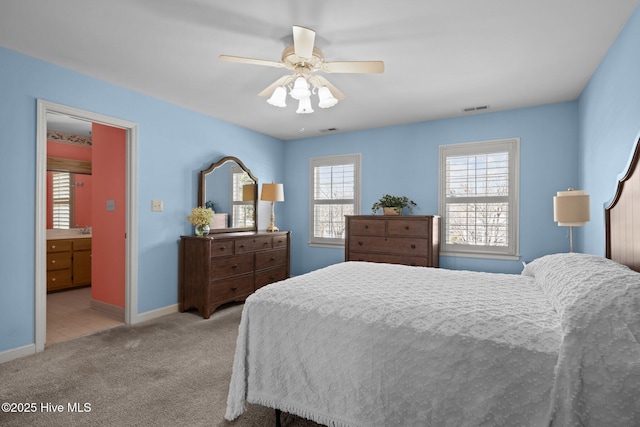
438,138,520,260
309,153,361,247
230,164,255,229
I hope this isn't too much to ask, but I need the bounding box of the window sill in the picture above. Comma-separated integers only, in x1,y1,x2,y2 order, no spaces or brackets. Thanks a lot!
440,251,520,261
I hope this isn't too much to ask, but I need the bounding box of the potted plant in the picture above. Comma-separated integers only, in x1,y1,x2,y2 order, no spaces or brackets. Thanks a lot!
371,194,417,215
186,206,214,236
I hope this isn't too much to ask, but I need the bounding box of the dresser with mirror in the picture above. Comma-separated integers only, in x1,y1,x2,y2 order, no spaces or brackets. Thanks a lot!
179,156,290,318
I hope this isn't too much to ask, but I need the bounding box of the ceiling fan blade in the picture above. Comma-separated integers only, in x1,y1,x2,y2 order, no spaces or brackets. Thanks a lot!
257,75,293,97
218,55,285,69
321,61,385,74
313,75,346,100
292,25,315,59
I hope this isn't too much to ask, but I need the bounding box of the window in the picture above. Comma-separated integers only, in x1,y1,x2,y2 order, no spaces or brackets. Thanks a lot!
230,165,255,229
309,154,361,246
439,138,519,259
52,171,72,229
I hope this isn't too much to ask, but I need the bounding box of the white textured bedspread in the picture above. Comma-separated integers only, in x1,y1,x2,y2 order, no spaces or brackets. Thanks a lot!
226,261,563,426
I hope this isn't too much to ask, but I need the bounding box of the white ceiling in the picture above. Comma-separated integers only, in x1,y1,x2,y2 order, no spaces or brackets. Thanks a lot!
2,0,638,140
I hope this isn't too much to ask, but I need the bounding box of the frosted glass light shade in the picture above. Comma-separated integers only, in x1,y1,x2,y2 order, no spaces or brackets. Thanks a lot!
553,189,590,226
267,86,287,107
296,97,314,114
317,86,338,108
290,77,311,100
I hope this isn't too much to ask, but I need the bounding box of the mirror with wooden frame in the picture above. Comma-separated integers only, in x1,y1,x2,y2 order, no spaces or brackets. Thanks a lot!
198,156,257,233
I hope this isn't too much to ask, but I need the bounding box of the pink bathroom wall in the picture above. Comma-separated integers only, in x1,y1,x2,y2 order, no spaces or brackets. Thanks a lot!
90,124,126,308
46,141,93,228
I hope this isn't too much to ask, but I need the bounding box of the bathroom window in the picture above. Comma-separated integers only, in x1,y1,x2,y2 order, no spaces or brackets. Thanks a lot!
52,171,73,229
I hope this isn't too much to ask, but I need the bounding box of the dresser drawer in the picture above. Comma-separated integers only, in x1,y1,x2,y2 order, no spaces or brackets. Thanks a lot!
273,234,289,248
351,236,430,256
255,266,288,289
210,239,234,257
236,236,272,253
47,269,72,290
347,252,430,267
47,252,72,270
47,240,72,253
348,219,386,236
387,219,429,237
210,254,254,280
210,275,254,302
255,248,287,270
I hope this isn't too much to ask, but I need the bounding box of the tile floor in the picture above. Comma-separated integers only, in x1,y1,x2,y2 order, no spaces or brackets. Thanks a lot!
46,287,123,346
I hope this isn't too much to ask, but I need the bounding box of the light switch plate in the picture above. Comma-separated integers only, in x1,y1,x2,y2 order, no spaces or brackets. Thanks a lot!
106,200,115,211
151,200,163,212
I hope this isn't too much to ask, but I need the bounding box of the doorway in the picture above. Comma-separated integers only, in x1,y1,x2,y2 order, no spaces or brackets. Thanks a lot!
35,100,139,353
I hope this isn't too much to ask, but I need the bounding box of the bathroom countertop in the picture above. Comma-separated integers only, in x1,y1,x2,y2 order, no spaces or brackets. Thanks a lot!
46,229,92,240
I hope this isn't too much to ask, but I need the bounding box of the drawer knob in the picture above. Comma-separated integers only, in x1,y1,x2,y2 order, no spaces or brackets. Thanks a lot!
219,247,226,251
358,241,363,246
52,278,56,282
231,287,237,292
52,260,56,264
405,226,410,230
51,245,56,249
411,244,416,249
364,225,369,229
270,256,276,261
232,264,238,269
239,244,245,248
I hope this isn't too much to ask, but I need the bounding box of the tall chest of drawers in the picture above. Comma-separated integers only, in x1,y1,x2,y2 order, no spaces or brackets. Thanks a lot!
345,215,440,267
180,231,290,318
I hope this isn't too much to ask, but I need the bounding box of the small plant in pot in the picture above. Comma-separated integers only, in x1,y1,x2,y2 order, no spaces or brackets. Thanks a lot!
371,194,417,215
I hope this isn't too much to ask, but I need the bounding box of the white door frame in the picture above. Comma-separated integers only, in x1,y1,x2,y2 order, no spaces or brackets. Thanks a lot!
35,100,139,352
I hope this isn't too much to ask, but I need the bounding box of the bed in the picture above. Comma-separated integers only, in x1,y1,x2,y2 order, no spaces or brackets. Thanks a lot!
225,138,640,426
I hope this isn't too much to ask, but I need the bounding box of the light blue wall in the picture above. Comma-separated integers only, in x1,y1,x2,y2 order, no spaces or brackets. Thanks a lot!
578,5,640,256
0,47,285,353
283,102,579,276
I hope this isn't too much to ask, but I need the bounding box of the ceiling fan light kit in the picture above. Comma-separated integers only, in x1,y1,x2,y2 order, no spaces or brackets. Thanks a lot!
219,25,384,115
267,86,287,107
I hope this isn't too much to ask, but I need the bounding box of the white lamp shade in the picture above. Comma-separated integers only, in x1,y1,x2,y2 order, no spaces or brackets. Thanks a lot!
261,183,284,202
553,189,590,226
317,86,338,108
289,77,311,100
296,97,314,114
267,86,287,107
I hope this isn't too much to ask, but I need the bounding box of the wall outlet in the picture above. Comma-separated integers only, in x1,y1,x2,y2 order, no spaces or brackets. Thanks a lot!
151,200,163,212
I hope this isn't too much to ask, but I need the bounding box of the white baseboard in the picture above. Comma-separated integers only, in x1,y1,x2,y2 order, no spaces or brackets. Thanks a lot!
90,298,125,322
132,303,179,324
0,344,36,364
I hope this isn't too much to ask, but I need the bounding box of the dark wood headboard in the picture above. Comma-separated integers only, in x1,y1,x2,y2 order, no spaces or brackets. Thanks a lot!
605,136,640,272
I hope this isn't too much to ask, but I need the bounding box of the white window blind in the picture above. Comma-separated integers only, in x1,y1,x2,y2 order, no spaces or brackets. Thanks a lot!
52,171,72,229
439,138,519,259
309,154,361,246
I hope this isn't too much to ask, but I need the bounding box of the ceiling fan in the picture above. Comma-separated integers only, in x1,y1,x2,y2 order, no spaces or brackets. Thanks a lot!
219,26,384,113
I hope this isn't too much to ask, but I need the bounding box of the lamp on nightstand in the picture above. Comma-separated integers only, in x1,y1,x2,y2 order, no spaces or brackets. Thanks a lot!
261,182,284,232
553,188,590,252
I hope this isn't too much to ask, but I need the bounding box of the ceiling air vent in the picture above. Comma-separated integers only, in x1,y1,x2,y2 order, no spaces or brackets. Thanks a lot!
463,105,489,113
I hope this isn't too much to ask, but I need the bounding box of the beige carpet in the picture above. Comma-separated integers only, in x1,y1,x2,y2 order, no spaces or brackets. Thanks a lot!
0,303,320,426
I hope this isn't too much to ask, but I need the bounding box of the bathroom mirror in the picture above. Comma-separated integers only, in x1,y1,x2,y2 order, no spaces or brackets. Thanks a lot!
198,156,257,233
